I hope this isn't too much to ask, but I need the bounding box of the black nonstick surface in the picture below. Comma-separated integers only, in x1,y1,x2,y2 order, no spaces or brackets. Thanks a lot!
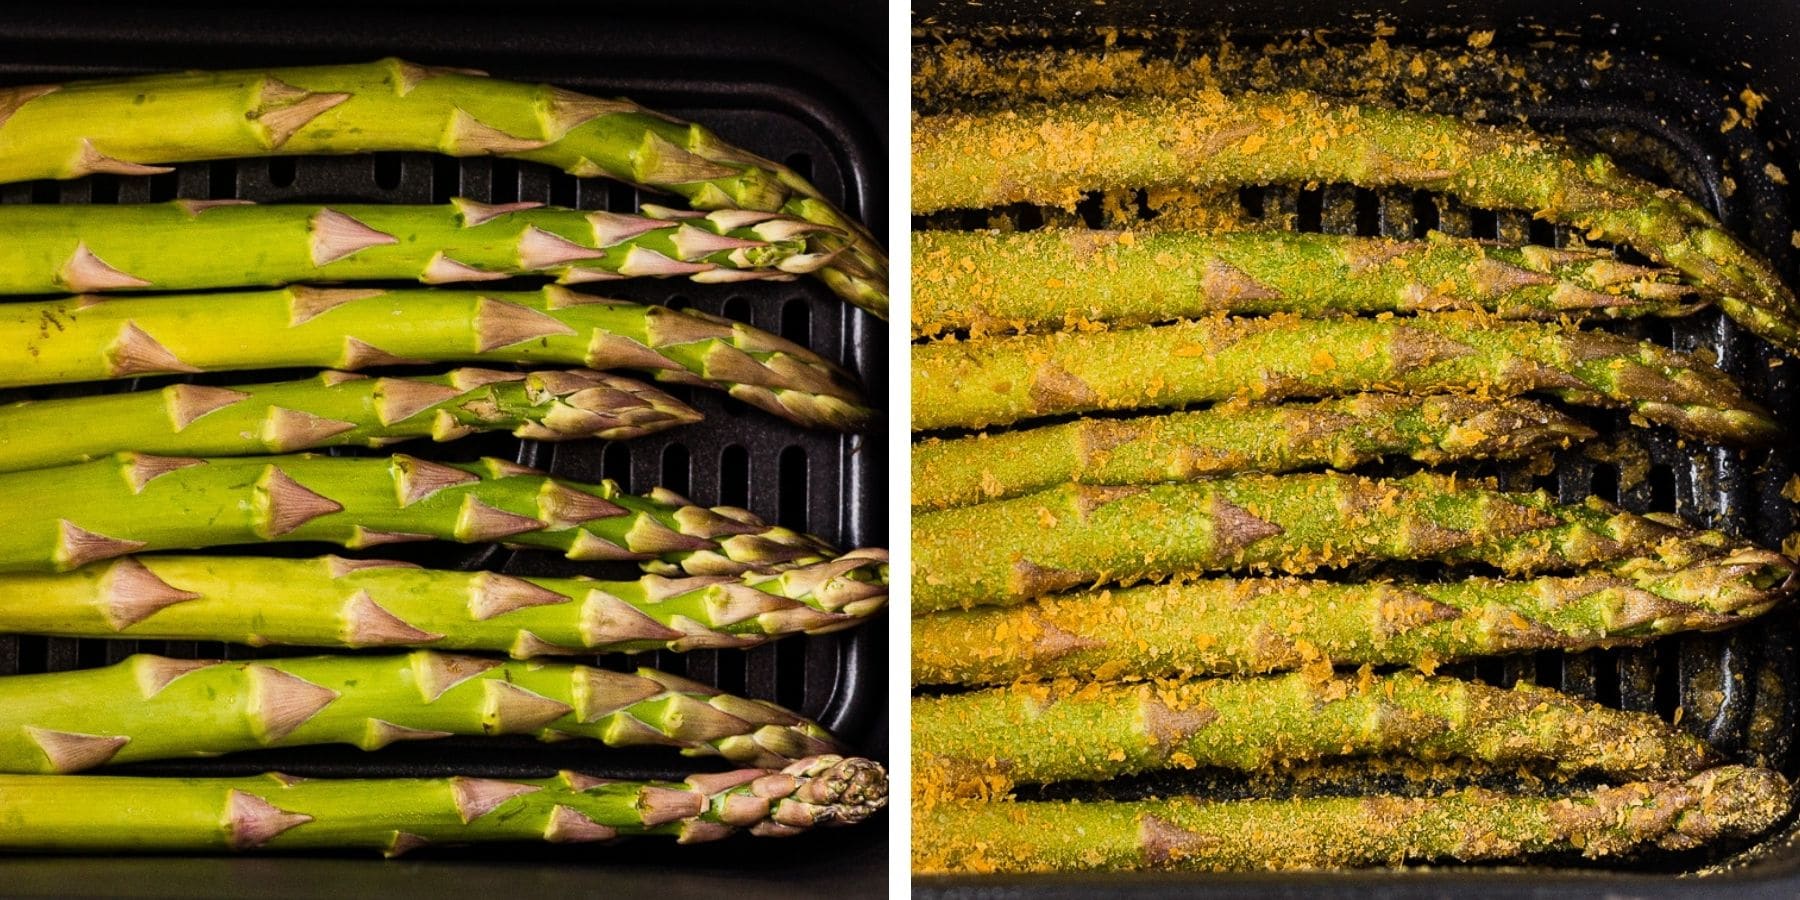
913,6,1800,895
0,3,888,896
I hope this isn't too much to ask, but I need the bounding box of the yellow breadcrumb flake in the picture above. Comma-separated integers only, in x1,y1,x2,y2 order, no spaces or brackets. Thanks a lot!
1742,87,1768,120
1781,476,1800,505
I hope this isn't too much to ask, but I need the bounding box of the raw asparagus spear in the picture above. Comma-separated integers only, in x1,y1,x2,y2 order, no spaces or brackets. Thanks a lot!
0,59,887,317
0,552,888,655
0,651,843,771
911,470,1745,612
0,368,698,474
912,229,1701,337
912,766,1788,873
912,548,1796,685
0,451,844,576
911,91,1799,353
911,394,1591,512
913,670,1716,792
0,754,886,853
0,200,839,295
0,286,868,431
910,311,1777,444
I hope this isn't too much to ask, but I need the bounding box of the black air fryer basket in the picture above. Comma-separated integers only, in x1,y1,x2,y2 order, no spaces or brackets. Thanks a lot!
0,3,888,896
913,0,1800,896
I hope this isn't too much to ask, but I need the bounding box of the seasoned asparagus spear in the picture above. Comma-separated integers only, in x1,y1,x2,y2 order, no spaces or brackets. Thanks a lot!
912,229,1701,337
0,553,887,655
0,59,887,317
913,670,1716,793
0,755,886,853
913,766,1788,873
0,286,867,431
910,312,1777,444
0,368,698,474
912,548,1796,685
911,91,1799,353
0,451,843,576
911,470,1750,613
0,200,839,294
0,651,842,771
911,394,1591,512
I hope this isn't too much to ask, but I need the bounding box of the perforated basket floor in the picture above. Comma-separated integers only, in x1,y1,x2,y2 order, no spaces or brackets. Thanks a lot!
0,5,887,894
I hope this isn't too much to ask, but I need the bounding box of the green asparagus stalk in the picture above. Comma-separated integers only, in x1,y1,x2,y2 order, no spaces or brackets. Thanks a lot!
911,470,1751,612
913,670,1716,792
0,286,868,431
0,651,844,771
912,548,1796,685
0,59,887,317
910,311,1777,444
0,552,887,655
913,766,1788,873
0,754,886,853
0,368,699,474
911,90,1799,353
0,200,840,295
0,451,846,576
912,229,1702,337
911,394,1591,512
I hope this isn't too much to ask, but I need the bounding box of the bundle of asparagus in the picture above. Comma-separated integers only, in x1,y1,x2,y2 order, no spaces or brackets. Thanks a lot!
0,58,890,858
909,37,1799,877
